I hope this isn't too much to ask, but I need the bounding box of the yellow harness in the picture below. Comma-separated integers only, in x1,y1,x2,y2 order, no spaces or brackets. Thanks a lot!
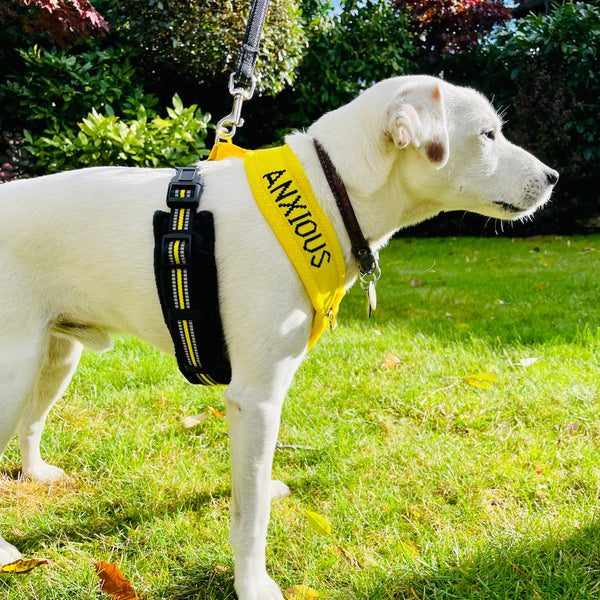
210,141,346,348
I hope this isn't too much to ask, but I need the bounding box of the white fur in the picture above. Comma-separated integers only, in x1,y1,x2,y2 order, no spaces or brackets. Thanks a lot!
0,76,557,599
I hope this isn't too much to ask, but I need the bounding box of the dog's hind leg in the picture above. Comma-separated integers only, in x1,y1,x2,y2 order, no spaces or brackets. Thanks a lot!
17,335,83,483
0,325,50,565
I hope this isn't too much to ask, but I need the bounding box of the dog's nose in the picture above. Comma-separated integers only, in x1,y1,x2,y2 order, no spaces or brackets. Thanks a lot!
546,169,559,186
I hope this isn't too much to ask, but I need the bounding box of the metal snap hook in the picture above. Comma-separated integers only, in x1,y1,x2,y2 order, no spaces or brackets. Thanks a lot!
214,74,257,143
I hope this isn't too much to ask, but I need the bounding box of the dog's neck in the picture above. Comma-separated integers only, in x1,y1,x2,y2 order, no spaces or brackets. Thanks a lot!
285,82,449,279
286,128,443,287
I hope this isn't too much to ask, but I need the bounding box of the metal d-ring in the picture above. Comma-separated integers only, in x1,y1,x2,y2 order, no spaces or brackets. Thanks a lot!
358,251,381,291
359,264,382,290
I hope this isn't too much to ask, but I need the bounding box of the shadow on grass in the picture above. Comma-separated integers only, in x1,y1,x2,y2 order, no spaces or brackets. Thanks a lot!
125,519,600,600
371,520,600,600
6,479,231,552
5,467,600,599
156,565,237,600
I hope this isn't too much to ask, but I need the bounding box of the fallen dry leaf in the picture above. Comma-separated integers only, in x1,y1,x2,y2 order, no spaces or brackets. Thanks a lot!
304,510,332,536
95,561,141,600
462,373,498,390
285,584,320,599
516,357,541,367
565,421,580,434
0,558,50,574
337,545,364,568
182,406,225,429
207,406,225,418
396,540,420,559
181,413,209,429
534,285,549,290
380,352,401,369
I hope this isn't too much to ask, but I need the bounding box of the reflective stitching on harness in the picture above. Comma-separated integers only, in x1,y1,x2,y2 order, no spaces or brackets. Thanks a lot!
170,270,179,307
153,167,231,386
180,320,198,367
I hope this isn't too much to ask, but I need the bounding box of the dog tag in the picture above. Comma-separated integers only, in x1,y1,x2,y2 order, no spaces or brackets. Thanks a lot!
366,280,377,317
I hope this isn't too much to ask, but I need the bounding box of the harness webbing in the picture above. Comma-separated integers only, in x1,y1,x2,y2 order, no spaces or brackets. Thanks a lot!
243,145,346,348
153,167,231,386
154,143,350,385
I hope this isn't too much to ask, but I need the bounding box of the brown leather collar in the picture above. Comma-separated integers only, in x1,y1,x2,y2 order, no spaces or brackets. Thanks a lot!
313,139,379,278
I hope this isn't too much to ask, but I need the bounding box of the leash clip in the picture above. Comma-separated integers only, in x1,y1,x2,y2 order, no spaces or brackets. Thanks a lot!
214,74,256,143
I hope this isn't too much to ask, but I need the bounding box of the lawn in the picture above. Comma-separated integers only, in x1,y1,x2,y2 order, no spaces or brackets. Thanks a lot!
1,235,599,599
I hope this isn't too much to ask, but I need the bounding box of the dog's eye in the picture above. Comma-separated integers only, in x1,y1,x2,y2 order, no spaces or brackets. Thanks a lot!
482,129,496,141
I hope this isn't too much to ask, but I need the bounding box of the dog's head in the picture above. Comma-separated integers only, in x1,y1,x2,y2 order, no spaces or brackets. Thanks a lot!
308,75,558,227
387,76,559,221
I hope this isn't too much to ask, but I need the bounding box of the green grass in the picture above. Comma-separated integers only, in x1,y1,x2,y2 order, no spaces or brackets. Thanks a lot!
1,235,600,599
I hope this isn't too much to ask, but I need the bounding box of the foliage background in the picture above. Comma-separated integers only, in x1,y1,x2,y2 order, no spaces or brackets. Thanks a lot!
0,0,599,235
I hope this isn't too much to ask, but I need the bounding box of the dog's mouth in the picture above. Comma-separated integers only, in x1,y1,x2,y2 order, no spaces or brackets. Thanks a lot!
493,200,523,215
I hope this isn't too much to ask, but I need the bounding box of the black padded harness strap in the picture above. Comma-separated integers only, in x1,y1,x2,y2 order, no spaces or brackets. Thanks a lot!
153,167,231,385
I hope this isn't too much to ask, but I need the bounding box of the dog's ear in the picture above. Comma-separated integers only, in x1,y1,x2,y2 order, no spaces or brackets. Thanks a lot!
387,80,449,169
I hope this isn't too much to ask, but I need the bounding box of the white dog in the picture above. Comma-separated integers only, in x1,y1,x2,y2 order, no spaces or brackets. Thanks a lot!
0,76,557,599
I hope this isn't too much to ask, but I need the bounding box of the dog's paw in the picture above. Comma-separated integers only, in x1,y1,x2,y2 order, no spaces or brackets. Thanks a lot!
0,537,22,566
235,574,285,600
270,479,291,501
22,461,66,483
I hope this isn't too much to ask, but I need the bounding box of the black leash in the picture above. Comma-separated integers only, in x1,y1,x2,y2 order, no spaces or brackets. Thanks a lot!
214,0,271,142
235,0,271,91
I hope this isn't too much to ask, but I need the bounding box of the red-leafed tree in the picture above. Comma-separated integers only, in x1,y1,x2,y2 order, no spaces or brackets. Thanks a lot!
1,0,109,45
394,0,511,67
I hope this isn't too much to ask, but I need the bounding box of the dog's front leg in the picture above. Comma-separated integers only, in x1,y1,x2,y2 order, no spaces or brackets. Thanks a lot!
225,383,287,600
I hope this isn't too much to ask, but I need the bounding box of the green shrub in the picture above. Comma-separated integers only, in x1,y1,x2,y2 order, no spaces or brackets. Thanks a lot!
0,44,158,133
264,0,417,137
24,95,211,173
480,2,600,233
483,2,600,176
0,46,157,130
94,0,307,96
